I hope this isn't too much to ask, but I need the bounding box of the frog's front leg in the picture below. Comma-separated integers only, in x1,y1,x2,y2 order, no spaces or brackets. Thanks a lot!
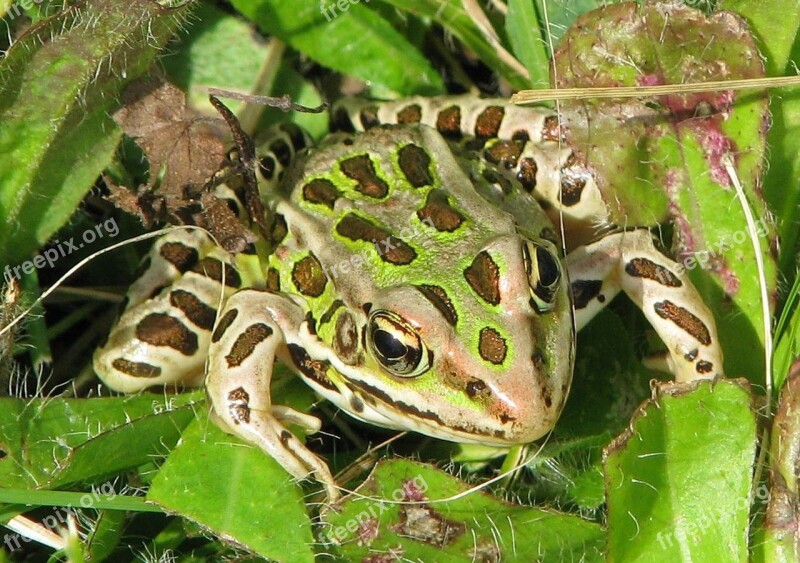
567,229,724,382
206,288,340,500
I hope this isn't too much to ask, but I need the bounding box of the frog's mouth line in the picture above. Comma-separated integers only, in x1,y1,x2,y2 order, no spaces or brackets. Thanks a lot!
337,378,513,445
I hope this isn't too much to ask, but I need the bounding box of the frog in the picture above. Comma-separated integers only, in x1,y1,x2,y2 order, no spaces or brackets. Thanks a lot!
93,95,724,501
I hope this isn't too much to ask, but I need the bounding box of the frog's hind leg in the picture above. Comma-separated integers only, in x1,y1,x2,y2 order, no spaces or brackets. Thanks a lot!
567,229,724,382
205,288,339,500
93,230,242,393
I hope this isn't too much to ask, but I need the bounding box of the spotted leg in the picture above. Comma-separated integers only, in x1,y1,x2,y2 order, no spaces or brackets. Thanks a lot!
205,288,339,500
567,229,724,382
93,230,243,393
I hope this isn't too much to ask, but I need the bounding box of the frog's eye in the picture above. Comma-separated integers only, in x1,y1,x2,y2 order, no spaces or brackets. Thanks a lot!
367,311,430,377
522,241,562,313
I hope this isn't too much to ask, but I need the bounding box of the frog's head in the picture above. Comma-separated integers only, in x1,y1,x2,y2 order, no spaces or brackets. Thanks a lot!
329,232,575,446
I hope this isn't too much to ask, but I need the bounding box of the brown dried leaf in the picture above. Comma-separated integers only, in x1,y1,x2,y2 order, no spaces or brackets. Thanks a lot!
108,77,256,252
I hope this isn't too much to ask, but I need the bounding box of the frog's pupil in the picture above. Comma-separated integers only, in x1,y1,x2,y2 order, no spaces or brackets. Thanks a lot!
374,329,406,360
536,246,560,288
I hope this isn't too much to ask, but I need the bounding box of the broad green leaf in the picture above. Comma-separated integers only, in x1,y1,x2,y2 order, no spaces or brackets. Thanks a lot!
147,417,315,563
728,0,800,276
0,393,200,489
322,459,604,561
230,0,442,96
506,0,549,87
720,0,800,75
605,379,757,562
0,0,190,266
380,0,530,90
552,2,775,380
162,2,273,114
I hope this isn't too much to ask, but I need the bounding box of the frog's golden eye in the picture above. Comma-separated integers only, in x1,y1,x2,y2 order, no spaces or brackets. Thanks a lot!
367,311,430,377
522,241,562,313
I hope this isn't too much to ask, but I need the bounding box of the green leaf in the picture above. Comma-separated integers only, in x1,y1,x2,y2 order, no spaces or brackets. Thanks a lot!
381,0,530,90
230,0,443,96
0,393,200,489
162,2,273,114
605,379,757,562
552,2,776,380
0,0,189,266
729,0,800,276
506,0,550,87
147,417,315,563
322,459,604,561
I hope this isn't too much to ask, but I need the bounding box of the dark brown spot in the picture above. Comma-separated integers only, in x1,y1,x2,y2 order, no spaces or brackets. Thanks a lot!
169,290,216,330
512,130,530,142
532,349,547,371
542,387,552,408
287,343,335,390
160,243,199,273
303,178,339,209
340,154,388,198
191,258,241,288
474,106,504,138
560,153,590,206
269,139,292,167
270,214,288,246
481,169,512,194
332,107,355,132
397,104,422,124
479,327,507,364
484,140,524,170
280,122,308,151
542,115,562,141
571,280,603,310
517,157,538,192
336,214,416,265
291,253,327,297
259,155,276,180
625,258,683,287
436,106,462,138
230,405,250,423
560,176,586,206
279,431,293,446
320,299,344,325
333,310,361,365
111,358,162,378
696,360,714,374
227,387,252,423
417,284,458,326
654,300,712,346
305,312,317,335
350,394,365,413
228,386,249,402
360,105,380,129
136,313,198,355
212,309,238,343
417,190,464,232
266,267,280,292
398,144,433,188
225,323,273,368
466,379,487,399
464,252,500,305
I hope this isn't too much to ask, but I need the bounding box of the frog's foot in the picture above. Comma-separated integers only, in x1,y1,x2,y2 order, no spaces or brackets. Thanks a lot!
206,288,340,501
567,229,724,382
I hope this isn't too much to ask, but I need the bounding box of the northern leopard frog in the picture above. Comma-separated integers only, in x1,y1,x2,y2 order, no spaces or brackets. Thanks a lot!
94,95,724,500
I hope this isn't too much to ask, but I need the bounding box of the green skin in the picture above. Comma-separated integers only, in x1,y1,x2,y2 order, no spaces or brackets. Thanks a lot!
94,96,724,500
